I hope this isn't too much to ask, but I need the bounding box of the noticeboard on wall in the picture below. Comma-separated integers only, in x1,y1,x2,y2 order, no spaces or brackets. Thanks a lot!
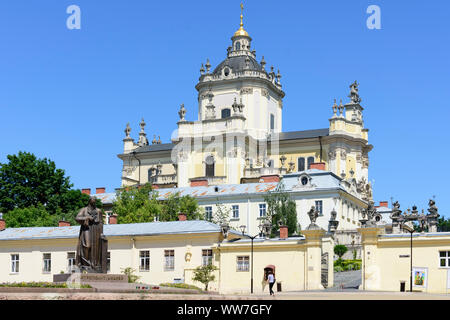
412,267,428,289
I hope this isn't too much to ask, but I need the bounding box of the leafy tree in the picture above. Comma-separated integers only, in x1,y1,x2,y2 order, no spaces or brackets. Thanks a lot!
4,204,58,228
192,264,218,291
112,186,202,223
113,184,161,224
334,245,348,260
438,217,450,232
0,152,87,214
159,193,202,221
264,182,298,237
0,152,93,227
211,203,231,225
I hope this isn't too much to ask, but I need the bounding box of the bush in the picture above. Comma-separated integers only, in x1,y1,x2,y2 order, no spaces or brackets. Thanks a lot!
0,282,91,288
334,259,361,271
334,266,344,273
159,283,203,291
121,267,140,283
334,245,348,259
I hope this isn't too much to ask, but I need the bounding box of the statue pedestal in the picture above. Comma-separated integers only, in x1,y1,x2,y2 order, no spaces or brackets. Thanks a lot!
53,273,136,291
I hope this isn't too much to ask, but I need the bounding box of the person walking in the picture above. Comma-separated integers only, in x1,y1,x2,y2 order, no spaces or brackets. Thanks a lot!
267,271,275,296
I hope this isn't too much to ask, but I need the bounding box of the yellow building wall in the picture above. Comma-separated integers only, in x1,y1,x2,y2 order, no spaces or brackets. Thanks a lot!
360,229,450,294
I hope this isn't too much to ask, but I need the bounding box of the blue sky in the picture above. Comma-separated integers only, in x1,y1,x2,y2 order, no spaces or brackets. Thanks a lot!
0,1,449,217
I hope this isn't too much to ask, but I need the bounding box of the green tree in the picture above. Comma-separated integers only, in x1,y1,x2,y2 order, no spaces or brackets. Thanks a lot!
4,204,58,228
121,267,140,283
113,184,162,224
211,203,231,225
264,182,298,237
334,245,348,260
159,193,201,221
0,152,92,227
192,264,219,291
438,217,450,232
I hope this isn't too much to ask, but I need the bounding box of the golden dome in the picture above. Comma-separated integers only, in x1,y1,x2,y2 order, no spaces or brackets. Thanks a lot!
233,4,250,38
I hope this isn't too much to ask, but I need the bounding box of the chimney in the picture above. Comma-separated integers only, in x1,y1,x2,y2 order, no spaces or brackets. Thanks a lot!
279,225,288,239
96,187,106,194
0,219,5,231
59,221,71,227
82,188,91,195
379,201,388,208
260,175,280,183
310,163,326,171
190,179,208,187
109,215,118,225
178,213,187,221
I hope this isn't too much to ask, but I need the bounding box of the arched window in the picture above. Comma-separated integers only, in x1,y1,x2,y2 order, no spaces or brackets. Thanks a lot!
298,157,305,172
307,157,315,169
235,41,241,50
205,156,215,177
221,108,231,119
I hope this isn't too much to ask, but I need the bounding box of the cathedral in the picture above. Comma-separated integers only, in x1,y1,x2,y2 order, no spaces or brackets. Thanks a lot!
118,5,374,235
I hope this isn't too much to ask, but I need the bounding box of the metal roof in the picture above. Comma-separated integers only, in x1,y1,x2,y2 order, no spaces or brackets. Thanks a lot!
0,220,231,241
133,143,174,154
278,128,329,141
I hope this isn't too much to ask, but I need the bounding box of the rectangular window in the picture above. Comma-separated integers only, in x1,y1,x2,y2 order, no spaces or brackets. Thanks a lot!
232,205,239,219
270,114,275,131
307,157,315,169
11,254,19,273
202,249,213,266
237,256,249,272
440,251,450,267
43,253,51,273
205,206,213,221
315,200,323,216
67,252,75,273
140,251,150,271
107,252,111,272
259,204,267,217
164,250,175,271
298,157,305,172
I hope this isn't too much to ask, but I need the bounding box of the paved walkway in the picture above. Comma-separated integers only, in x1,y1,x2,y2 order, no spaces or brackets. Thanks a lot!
327,270,362,291
0,291,448,300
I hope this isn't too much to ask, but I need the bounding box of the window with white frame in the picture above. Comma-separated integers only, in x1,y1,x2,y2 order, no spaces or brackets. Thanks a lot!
259,204,267,217
298,157,305,172
140,251,150,271
307,157,315,169
237,256,249,272
202,249,213,266
440,251,450,267
315,201,323,216
164,250,175,271
67,252,75,272
11,254,19,273
205,206,213,221
43,253,51,273
232,205,239,219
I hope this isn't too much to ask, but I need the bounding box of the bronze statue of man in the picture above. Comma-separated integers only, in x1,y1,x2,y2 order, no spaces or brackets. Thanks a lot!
75,197,108,273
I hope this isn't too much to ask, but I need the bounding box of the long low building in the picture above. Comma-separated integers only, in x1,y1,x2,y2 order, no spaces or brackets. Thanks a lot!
0,219,334,293
94,169,369,237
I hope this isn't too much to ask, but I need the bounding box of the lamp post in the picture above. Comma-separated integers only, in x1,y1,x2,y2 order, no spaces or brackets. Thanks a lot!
239,223,265,294
398,215,416,293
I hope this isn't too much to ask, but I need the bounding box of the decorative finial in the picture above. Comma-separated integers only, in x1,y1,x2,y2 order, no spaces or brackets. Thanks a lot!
157,136,161,144
240,2,244,28
200,64,205,75
124,123,131,138
152,135,157,145
205,59,211,73
140,118,146,132
332,99,338,116
179,103,186,121
260,56,266,70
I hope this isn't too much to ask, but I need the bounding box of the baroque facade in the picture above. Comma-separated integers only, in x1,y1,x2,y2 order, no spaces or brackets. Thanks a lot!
116,6,373,235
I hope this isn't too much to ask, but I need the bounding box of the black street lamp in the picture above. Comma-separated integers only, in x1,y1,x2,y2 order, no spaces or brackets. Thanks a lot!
239,223,265,294
398,214,416,293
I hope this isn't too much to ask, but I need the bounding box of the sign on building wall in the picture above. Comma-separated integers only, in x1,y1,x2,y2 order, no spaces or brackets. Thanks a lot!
412,267,428,289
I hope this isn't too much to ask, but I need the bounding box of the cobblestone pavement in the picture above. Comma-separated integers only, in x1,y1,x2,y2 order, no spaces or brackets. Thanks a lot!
327,270,362,291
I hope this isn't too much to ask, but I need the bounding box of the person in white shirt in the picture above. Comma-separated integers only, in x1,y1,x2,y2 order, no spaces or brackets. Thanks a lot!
267,272,275,296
